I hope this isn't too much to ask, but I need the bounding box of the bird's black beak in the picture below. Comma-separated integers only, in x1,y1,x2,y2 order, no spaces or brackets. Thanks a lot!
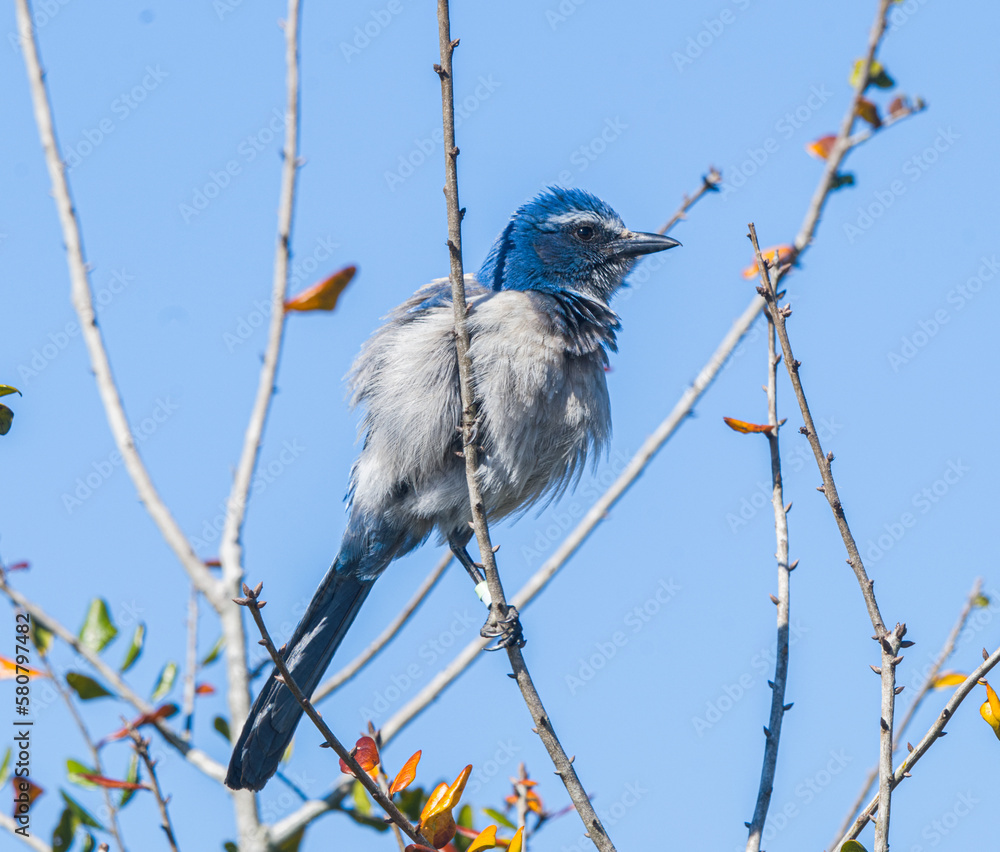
611,231,682,259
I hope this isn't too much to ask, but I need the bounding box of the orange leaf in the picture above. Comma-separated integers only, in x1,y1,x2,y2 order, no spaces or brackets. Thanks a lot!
284,265,357,313
888,95,907,117
419,765,472,848
339,735,380,780
466,825,498,852
931,671,967,688
12,778,44,811
507,827,525,852
980,681,1000,741
98,703,179,745
855,98,881,129
203,557,222,568
0,657,47,680
77,773,149,791
723,417,775,435
194,683,215,695
389,749,422,796
741,245,793,280
805,134,837,160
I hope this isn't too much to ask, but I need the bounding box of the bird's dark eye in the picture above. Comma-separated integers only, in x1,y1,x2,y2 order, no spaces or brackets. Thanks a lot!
575,225,596,242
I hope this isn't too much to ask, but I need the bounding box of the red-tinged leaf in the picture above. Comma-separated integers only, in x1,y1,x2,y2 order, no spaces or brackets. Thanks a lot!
7,561,29,572
76,774,148,792
98,703,179,746
507,826,525,852
339,735,380,780
419,765,472,849
195,682,215,695
12,777,43,814
466,825,498,851
285,265,357,313
723,417,774,435
741,245,793,280
404,846,438,852
805,134,837,160
204,557,222,568
0,656,47,680
389,750,422,795
856,97,881,128
888,95,907,117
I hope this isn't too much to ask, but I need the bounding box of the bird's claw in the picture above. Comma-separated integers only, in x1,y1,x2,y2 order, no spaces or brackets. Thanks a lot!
481,605,525,650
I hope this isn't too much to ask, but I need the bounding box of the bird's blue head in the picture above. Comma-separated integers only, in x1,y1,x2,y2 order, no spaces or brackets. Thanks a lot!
477,187,680,302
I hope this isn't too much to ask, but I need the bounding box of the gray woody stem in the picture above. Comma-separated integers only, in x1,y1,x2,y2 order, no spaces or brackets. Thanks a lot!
235,584,432,847
744,311,792,852
435,3,617,850
749,222,899,852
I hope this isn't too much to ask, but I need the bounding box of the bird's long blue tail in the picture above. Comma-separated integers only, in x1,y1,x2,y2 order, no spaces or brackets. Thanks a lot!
225,558,375,791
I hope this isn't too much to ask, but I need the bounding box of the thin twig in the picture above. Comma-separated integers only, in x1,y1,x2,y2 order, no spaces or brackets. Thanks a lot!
656,168,721,234
0,578,226,782
749,222,899,852
182,585,198,739
314,553,451,701
128,728,181,852
435,5,617,850
744,308,792,852
792,0,894,255
13,0,216,605
832,578,983,846
40,655,126,852
836,645,1000,849
235,583,432,847
515,762,530,851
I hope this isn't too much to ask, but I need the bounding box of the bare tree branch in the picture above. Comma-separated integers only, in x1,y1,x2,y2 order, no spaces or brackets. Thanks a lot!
314,553,452,701
832,578,983,846
0,576,226,782
128,728,181,852
744,311,792,852
836,646,1000,849
13,0,216,606
235,583,432,848
749,221,900,852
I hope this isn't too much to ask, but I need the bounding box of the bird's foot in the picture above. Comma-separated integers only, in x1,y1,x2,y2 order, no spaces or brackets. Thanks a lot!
481,604,525,650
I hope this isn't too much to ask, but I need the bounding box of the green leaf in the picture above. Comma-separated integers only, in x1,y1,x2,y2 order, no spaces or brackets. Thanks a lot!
351,779,371,816
0,404,13,436
841,842,869,852
0,385,21,398
482,807,516,830
81,833,96,852
201,634,225,666
455,803,474,852
0,748,10,789
849,58,894,90
120,623,145,672
213,716,231,741
974,594,990,608
31,617,54,656
151,661,178,702
78,599,118,653
831,172,856,190
67,759,97,788
276,827,306,852
60,790,105,829
52,806,77,852
344,808,390,832
396,786,426,822
119,754,141,808
224,844,239,852
66,672,113,701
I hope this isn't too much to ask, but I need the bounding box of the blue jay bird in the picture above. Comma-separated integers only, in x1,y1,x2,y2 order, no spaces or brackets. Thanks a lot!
225,187,679,791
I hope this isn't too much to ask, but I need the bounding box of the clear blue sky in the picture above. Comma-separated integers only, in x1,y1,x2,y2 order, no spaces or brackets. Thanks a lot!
2,1,999,850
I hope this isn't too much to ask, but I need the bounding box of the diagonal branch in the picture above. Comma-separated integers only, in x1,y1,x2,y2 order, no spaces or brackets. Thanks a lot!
0,576,226,783
313,553,451,701
749,222,899,852
14,0,217,606
836,645,1000,849
832,578,983,846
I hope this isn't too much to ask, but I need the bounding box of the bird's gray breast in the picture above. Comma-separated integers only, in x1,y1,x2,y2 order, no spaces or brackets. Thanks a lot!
468,289,612,519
